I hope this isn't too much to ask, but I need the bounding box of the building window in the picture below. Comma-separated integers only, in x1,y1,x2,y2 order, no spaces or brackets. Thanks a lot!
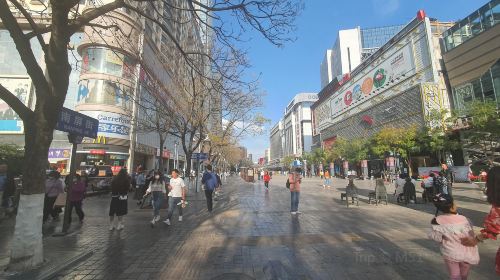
492,0,500,25
472,79,483,102
469,11,483,35
491,60,500,104
481,70,495,101
81,47,135,80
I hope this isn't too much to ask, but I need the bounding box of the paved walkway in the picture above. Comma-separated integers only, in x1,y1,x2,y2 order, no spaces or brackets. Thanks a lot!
1,175,499,279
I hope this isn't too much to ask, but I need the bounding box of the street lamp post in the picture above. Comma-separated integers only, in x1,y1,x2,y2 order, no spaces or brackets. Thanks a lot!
174,141,178,170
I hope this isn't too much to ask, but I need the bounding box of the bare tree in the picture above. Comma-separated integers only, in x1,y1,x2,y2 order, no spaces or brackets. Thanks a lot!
0,0,301,270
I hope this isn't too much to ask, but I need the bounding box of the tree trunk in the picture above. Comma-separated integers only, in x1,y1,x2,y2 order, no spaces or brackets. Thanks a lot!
9,120,53,270
158,134,164,172
185,151,192,176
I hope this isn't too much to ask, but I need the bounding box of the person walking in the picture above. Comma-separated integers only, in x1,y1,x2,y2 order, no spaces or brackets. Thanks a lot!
288,168,302,214
461,166,500,276
145,171,166,227
109,169,130,231
263,171,271,190
43,170,64,223
68,174,86,224
201,164,218,213
323,170,331,189
135,169,146,203
429,193,479,279
164,169,186,225
214,169,222,200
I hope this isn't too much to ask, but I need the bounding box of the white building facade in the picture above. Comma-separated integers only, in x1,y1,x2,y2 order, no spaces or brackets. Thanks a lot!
269,93,318,168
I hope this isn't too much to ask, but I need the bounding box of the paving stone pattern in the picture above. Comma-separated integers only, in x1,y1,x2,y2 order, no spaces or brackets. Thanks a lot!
4,175,500,279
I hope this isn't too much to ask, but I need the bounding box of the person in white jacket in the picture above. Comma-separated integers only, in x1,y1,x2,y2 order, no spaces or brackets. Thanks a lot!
144,171,166,227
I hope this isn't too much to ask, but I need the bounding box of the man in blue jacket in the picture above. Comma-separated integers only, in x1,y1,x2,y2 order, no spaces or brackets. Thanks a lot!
201,164,217,212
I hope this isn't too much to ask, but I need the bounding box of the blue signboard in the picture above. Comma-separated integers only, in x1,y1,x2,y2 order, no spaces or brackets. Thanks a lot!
55,107,98,138
191,153,208,160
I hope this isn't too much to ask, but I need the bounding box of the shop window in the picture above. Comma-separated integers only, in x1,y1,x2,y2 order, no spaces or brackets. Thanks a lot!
481,70,495,101
472,79,483,102
469,12,483,35
492,0,500,25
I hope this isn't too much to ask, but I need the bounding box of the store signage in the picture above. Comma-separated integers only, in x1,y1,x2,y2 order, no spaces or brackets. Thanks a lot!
93,135,107,144
79,111,131,140
191,153,208,160
56,107,99,138
48,148,70,159
156,149,171,159
90,149,106,155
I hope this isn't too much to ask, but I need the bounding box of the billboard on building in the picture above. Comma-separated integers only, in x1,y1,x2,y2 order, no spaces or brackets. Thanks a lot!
329,43,414,119
0,77,31,133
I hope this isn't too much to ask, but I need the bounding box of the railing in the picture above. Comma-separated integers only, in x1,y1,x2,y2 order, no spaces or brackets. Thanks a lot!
443,0,500,52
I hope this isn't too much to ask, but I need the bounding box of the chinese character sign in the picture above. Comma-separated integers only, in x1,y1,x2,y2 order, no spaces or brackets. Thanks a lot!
55,107,98,138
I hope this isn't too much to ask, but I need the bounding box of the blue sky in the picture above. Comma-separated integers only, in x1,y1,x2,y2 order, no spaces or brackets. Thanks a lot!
239,0,490,160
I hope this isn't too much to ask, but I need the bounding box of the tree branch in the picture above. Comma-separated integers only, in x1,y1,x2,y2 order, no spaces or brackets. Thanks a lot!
0,0,50,98
0,84,33,121
8,0,48,53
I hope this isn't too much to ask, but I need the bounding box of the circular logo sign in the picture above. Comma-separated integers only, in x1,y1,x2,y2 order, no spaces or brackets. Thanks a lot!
373,68,387,88
361,77,373,95
352,84,362,101
344,90,353,106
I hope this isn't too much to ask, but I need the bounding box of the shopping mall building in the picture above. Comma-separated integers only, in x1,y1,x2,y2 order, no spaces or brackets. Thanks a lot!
311,12,454,173
441,0,500,164
0,1,213,174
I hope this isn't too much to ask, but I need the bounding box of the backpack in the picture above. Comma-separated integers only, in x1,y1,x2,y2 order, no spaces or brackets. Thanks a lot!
286,179,290,189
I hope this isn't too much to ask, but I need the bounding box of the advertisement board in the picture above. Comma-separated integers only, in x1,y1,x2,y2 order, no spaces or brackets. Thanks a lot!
0,77,31,133
80,111,131,140
329,43,414,118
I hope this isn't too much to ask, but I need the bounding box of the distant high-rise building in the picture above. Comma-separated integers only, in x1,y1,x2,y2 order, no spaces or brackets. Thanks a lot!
321,24,405,87
320,49,334,88
238,146,247,161
247,154,253,162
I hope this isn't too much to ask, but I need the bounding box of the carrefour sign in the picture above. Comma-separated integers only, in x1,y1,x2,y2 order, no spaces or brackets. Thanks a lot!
79,111,131,140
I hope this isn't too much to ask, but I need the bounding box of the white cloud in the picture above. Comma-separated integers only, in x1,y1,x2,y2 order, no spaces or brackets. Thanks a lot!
371,0,399,16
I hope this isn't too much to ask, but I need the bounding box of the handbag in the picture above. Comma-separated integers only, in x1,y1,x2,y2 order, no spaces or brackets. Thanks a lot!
118,195,128,200
53,193,67,208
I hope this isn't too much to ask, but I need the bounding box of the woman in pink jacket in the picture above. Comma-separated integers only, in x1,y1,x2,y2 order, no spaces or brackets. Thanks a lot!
68,174,86,224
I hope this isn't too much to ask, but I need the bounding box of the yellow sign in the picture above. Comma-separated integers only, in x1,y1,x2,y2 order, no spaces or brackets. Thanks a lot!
92,135,107,144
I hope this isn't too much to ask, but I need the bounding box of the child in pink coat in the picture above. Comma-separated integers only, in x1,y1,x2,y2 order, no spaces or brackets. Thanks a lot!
428,193,479,280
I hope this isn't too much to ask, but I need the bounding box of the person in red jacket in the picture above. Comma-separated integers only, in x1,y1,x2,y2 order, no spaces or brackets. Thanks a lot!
263,171,271,190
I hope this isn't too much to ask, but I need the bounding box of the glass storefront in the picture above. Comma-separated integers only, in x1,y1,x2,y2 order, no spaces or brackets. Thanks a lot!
81,47,135,80
452,60,500,109
443,0,500,51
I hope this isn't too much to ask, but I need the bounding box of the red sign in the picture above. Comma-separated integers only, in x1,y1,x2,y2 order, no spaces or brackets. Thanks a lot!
361,115,374,125
89,150,106,155
111,166,123,175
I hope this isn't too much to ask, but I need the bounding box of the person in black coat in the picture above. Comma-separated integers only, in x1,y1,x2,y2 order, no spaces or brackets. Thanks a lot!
109,169,130,231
